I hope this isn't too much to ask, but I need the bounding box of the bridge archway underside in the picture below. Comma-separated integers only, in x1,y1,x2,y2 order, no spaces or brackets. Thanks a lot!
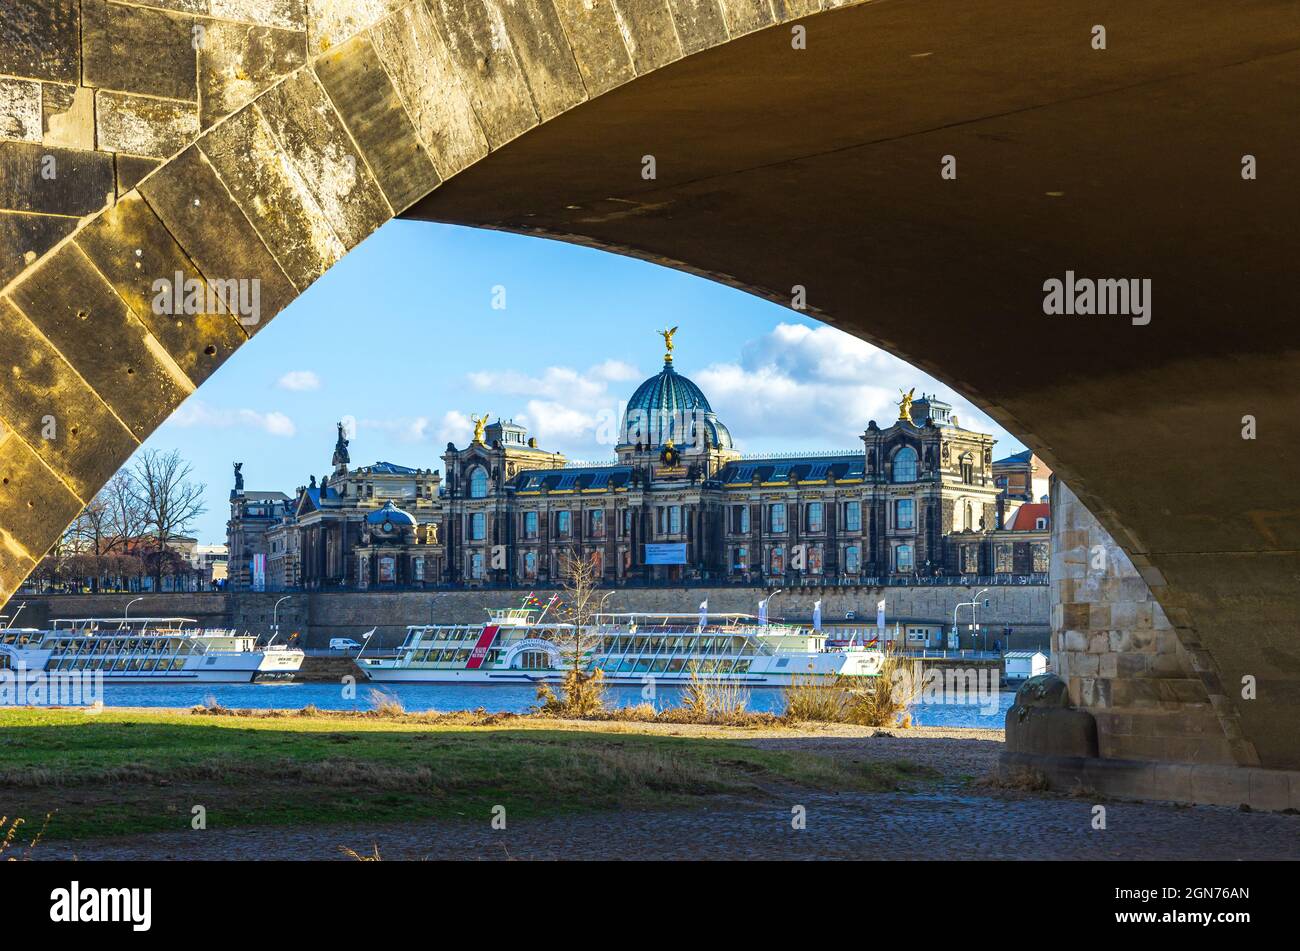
1,1,1297,767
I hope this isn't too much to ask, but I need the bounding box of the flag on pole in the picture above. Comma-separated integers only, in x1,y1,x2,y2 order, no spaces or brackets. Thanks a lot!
758,598,768,625
812,600,822,632
699,599,708,628
876,598,886,635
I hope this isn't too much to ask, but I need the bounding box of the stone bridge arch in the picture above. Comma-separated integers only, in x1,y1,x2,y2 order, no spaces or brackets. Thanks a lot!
1,0,1298,792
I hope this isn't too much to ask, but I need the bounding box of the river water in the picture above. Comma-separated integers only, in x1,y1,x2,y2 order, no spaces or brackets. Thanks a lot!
80,682,1016,728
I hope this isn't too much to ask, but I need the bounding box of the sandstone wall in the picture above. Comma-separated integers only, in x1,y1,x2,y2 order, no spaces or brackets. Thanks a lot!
1051,482,1246,765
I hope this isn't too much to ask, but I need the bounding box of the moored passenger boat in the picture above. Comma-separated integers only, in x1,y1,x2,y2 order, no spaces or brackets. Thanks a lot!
359,607,883,685
0,617,305,684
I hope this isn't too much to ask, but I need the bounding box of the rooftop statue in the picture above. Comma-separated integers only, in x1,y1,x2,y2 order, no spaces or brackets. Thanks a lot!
898,387,916,425
658,325,678,363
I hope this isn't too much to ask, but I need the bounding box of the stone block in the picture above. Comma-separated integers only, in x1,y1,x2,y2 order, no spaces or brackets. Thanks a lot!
667,0,730,55
1061,601,1088,629
0,142,115,217
138,145,297,334
197,18,307,127
1074,653,1099,676
716,0,775,36
0,78,43,143
256,70,391,248
369,1,488,179
491,0,589,120
307,0,407,53
116,155,163,194
1247,768,1292,812
769,0,822,20
83,0,199,101
551,0,636,98
197,105,346,289
1099,652,1117,678
40,84,96,150
0,427,85,564
314,33,441,214
1116,652,1149,677
1062,629,1087,652
610,0,684,73
1188,764,1250,807
0,297,139,501
0,0,80,84
0,212,79,289
425,0,540,148
211,0,307,31
7,242,194,439
1087,632,1108,653
75,192,249,386
95,91,200,157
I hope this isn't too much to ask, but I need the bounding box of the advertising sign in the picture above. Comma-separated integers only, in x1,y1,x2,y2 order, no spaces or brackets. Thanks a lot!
645,543,687,565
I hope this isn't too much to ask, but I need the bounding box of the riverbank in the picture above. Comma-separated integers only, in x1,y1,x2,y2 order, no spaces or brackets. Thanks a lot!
12,711,1300,860
0,708,941,843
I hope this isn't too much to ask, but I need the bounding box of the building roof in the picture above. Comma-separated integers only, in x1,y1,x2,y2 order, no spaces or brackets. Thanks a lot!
716,454,865,486
365,499,417,526
514,465,634,493
620,361,734,449
354,461,421,475
993,449,1035,467
238,491,290,501
1006,502,1050,530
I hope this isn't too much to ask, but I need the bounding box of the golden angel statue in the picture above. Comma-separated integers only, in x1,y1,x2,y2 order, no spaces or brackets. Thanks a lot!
471,413,489,445
898,388,916,425
659,325,679,362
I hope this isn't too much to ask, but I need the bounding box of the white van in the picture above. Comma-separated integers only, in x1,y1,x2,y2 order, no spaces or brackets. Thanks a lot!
329,638,363,652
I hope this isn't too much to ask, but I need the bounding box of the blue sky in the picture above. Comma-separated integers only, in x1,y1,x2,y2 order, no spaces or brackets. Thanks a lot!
140,219,1022,542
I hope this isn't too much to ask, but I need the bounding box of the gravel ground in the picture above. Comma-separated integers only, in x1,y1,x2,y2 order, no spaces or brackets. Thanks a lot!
28,725,1300,861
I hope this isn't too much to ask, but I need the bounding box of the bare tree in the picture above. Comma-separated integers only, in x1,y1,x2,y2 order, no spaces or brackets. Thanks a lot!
537,552,610,716
129,448,206,590
66,472,146,590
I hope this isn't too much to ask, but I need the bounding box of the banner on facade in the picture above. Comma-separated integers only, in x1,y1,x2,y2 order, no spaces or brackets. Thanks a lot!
251,554,266,592
645,543,687,565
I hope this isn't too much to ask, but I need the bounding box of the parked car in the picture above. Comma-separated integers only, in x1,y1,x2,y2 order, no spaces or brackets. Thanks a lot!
329,638,363,652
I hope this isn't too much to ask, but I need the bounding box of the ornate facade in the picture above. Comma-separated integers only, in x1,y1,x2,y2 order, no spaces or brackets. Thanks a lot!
228,340,1049,590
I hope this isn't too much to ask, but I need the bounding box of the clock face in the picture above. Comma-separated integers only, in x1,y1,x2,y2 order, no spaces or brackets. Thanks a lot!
382,522,394,534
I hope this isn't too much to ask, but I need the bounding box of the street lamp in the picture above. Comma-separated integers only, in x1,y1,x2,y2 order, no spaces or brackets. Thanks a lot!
763,588,782,624
267,595,291,646
124,597,143,619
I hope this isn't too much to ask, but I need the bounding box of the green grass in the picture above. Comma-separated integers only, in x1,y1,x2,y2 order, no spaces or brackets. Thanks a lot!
0,709,927,840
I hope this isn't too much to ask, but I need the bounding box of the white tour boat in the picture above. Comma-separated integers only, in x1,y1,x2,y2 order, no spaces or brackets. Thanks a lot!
0,617,305,684
359,607,883,686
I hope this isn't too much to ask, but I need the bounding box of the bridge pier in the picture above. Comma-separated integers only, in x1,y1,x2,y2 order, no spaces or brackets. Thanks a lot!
1002,483,1300,811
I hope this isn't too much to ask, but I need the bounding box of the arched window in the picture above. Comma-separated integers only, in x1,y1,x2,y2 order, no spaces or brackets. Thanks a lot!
469,467,488,498
892,447,918,483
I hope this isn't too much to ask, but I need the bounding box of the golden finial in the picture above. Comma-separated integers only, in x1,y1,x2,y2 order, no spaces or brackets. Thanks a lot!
658,325,678,363
471,413,489,445
898,388,916,425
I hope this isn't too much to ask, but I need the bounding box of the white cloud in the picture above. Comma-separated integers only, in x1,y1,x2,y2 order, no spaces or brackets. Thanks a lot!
436,410,474,447
358,416,431,443
170,401,297,437
276,370,321,391
461,360,638,456
695,323,1015,452
445,324,1018,460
